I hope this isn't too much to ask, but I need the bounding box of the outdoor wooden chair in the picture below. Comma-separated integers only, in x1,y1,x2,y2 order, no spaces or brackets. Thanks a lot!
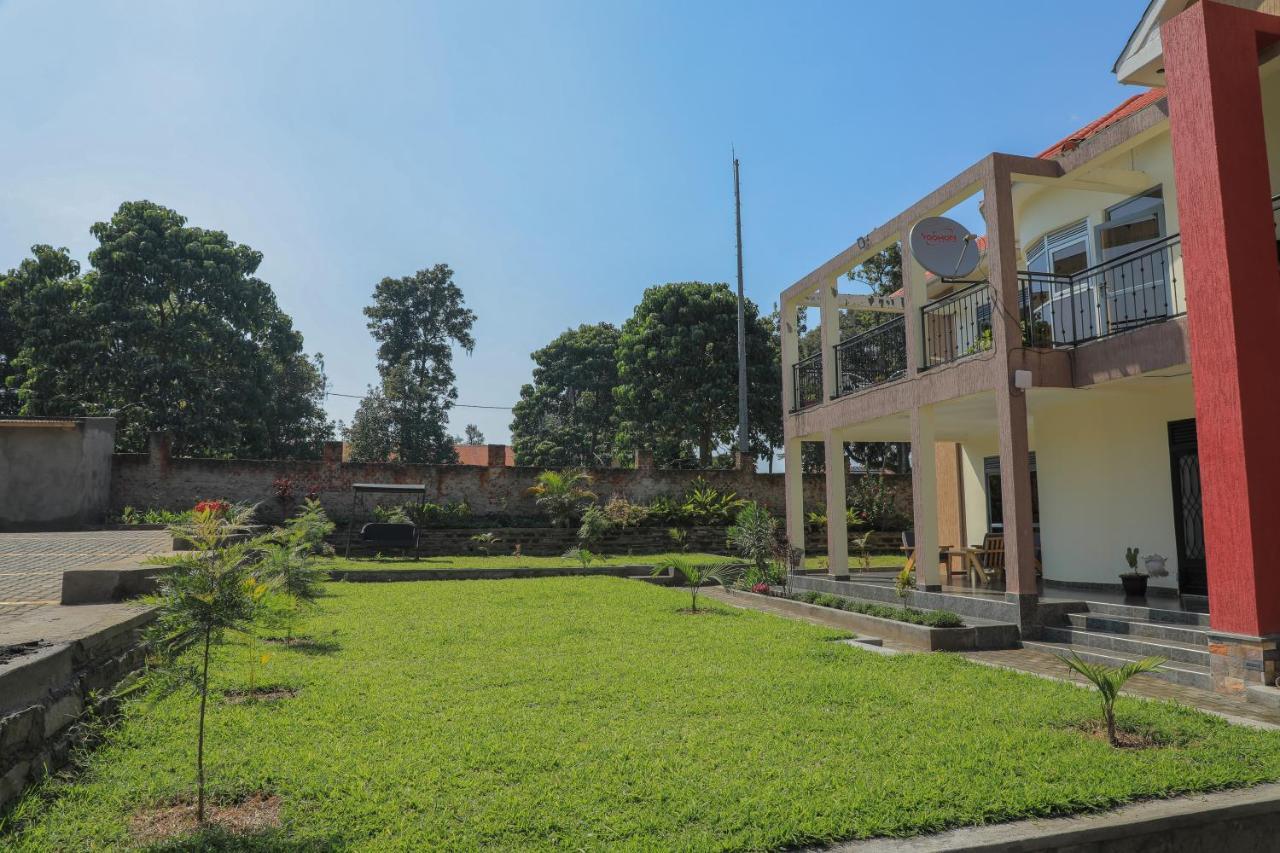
969,533,1005,584
901,530,951,577
968,533,1044,584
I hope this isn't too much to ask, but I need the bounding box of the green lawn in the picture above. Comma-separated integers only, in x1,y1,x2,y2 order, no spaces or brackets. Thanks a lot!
322,553,904,571
6,578,1278,850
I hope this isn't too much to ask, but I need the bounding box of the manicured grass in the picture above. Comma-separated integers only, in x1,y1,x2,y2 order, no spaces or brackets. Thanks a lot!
321,551,730,570
323,552,904,571
6,578,1279,850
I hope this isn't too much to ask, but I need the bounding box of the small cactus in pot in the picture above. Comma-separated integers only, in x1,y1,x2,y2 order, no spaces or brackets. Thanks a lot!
1119,546,1148,597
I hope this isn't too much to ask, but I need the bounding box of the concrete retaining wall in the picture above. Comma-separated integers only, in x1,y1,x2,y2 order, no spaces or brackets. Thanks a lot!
0,607,153,810
0,418,116,531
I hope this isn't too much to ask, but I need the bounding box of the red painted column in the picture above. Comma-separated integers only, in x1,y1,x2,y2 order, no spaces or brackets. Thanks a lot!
1164,2,1280,637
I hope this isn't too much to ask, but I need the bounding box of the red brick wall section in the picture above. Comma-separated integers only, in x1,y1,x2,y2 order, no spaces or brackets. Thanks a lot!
1164,1,1280,636
108,449,912,525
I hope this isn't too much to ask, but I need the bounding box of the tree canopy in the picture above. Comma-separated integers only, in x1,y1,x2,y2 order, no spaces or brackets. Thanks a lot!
345,264,475,463
1,201,332,457
614,282,780,467
510,323,621,467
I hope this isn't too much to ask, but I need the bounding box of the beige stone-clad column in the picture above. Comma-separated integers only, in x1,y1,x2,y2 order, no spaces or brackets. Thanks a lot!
901,231,926,375
823,431,849,579
986,163,1038,600
780,294,806,565
819,277,840,400
909,406,941,590
783,436,805,562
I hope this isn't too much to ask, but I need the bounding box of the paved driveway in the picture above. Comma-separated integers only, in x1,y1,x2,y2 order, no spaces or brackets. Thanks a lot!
0,530,172,616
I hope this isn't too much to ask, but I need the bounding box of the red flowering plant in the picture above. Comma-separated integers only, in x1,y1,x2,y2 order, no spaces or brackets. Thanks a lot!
751,582,771,595
193,499,231,518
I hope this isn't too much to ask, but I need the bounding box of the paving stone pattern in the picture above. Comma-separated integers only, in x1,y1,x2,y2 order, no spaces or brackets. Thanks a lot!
0,531,171,616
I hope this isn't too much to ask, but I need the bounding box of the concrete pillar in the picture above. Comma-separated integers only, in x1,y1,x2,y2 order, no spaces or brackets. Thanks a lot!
322,441,344,466
733,450,753,472
780,296,801,413
634,448,655,471
823,432,849,579
819,277,840,400
909,407,940,590
995,390,1037,599
900,231,927,374
1164,1,1280,640
783,436,805,564
147,432,172,467
984,161,1038,604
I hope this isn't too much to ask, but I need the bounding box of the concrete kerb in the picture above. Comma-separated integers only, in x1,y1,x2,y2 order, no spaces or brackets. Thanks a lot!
60,562,167,605
329,565,679,583
818,782,1280,852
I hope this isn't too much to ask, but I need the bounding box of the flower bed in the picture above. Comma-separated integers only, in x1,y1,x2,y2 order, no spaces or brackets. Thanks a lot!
782,589,964,628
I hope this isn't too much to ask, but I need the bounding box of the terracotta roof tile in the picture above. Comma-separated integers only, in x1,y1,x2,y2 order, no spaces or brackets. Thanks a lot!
1037,88,1165,159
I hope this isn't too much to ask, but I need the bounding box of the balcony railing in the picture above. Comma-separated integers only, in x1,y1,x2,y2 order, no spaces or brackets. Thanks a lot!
791,352,823,411
834,315,906,397
1018,234,1183,348
920,281,994,370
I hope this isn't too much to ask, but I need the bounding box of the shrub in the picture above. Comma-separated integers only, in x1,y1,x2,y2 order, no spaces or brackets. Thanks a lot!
470,532,502,555
646,496,683,525
529,470,597,527
403,500,470,528
603,496,650,528
727,502,778,577
578,505,612,549
562,547,601,570
786,591,963,628
849,476,906,530
679,479,746,526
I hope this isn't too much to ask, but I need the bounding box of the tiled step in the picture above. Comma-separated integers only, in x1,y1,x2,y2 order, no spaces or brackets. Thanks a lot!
1063,612,1209,647
1022,639,1212,690
1080,600,1211,628
1038,625,1209,667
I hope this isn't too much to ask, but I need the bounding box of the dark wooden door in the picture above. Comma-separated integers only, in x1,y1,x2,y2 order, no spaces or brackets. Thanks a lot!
1168,419,1207,597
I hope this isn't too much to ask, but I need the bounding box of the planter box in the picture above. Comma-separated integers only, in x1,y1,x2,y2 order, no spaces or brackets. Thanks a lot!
731,590,1017,651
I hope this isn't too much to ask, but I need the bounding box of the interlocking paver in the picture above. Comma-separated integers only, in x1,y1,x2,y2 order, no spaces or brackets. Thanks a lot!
705,588,1280,728
0,531,172,616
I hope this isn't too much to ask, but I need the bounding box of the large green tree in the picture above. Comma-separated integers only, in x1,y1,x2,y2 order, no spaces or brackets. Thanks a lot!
615,282,780,467
3,202,332,457
347,264,475,463
510,322,621,467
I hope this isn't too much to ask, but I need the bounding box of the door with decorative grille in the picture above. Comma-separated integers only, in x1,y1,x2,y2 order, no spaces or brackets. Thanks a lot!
1168,419,1207,597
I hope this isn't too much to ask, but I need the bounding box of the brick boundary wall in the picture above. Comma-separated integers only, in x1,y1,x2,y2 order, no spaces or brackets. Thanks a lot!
110,436,912,527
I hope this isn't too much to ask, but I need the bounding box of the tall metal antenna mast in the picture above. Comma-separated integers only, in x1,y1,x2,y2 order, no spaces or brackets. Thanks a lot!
733,149,749,458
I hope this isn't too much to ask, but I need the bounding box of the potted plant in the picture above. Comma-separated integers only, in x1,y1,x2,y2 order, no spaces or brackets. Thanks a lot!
1120,546,1147,597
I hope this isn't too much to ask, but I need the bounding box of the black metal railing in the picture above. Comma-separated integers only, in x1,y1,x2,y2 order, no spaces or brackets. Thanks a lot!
919,281,994,370
791,353,823,411
833,315,906,397
1018,234,1183,348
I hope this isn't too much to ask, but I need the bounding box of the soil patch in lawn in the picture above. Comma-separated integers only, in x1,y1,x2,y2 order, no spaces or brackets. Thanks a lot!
221,686,298,704
261,635,341,655
1071,720,1167,749
129,792,281,845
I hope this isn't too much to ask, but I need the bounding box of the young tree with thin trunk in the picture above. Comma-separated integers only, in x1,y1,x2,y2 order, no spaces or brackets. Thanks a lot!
142,504,262,823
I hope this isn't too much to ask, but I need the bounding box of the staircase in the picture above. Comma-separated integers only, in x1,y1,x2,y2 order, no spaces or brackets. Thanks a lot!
1023,600,1212,690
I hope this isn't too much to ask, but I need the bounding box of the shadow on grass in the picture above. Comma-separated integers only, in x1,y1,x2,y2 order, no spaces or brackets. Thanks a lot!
141,825,342,852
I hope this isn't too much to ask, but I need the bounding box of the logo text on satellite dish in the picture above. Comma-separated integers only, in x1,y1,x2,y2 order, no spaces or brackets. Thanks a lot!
908,216,980,279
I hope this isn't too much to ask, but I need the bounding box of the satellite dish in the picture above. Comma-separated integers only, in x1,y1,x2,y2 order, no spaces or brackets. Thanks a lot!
909,216,981,278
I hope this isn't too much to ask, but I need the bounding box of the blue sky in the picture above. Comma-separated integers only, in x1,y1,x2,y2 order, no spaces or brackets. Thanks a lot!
0,0,1144,444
